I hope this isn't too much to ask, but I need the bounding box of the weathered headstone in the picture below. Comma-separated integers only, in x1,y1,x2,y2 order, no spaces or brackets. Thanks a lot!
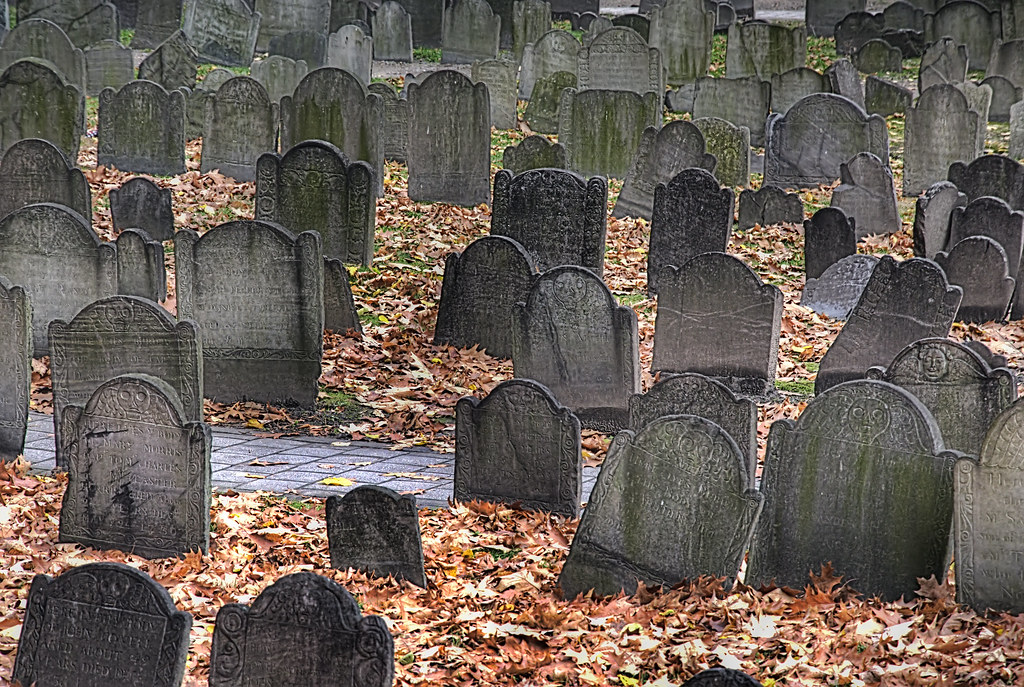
830,152,899,237
980,75,1021,123
913,181,967,258
948,195,1024,281
64,2,119,48
0,59,85,162
131,0,183,48
82,39,133,96
577,26,663,95
834,10,886,55
180,67,234,140
395,0,443,48
692,76,770,147
804,206,856,280
182,0,261,67
692,116,750,188
523,69,575,134
0,17,86,92
725,20,805,81
502,135,566,174
472,58,518,129
0,276,29,462
323,257,361,333
611,13,649,40
368,80,409,162
824,58,865,110
801,254,879,319
918,36,967,93
0,137,90,225
924,0,1001,70
137,30,198,91
648,0,714,86
513,0,551,62
559,88,661,179
109,177,174,242
441,0,500,63
98,80,186,176
327,24,372,83
518,28,577,99
962,81,996,154
852,38,902,74
254,0,329,52
988,38,1024,88
737,184,803,231
372,0,413,61
268,29,328,67
806,0,866,37
115,228,166,303
864,74,912,116
200,76,277,183
769,67,828,114
251,55,309,104
948,154,1024,210
934,237,1015,322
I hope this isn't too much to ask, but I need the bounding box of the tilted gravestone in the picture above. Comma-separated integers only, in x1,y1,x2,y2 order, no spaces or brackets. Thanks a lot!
251,55,310,103
175,220,323,408
406,70,491,206
648,0,714,86
372,0,413,62
806,0,866,37
804,206,856,280
254,0,329,52
830,152,899,237
395,0,443,48
57,374,211,558
824,58,865,110
434,235,537,358
578,26,663,95
201,76,277,183
558,89,661,179
652,252,783,398
864,74,912,116
0,18,87,93
524,69,576,134
327,486,427,587
948,196,1024,283
131,0,183,48
924,0,1001,70
918,36,967,93
109,177,174,242
852,38,902,74
0,138,90,226
0,277,30,462
913,181,967,259
257,140,375,266
0,203,117,356
472,58,518,130
614,121,716,220
518,28,578,99
0,59,85,162
647,168,734,294
441,0,500,63
502,135,566,174
904,84,981,196
725,20,805,81
692,76,771,147
948,154,1024,211
981,75,1021,122
692,116,749,189
513,266,639,431
268,29,327,67
559,414,763,597
115,228,166,303
747,379,956,601
83,39,134,96
137,30,198,91
327,24,373,83
455,378,581,516
513,0,551,61
629,373,758,483
491,167,607,275
98,80,186,176
182,0,261,67
815,256,962,394
935,237,1016,322
737,185,803,232
769,67,828,115
209,572,394,687
368,80,409,163
323,257,361,333
12,562,191,687
801,254,879,320
764,93,888,189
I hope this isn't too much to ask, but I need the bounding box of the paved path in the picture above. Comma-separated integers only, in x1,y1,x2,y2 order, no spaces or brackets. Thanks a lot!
24,412,600,510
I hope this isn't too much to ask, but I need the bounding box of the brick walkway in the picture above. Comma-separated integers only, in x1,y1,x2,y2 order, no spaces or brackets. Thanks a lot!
23,412,599,510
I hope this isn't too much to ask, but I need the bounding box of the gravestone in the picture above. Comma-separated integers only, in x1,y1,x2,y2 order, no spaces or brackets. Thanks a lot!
948,154,1024,210
558,414,762,597
98,80,186,176
523,69,575,134
815,256,962,394
131,0,183,48
201,76,277,183
109,178,173,242
12,563,191,687
770,67,828,114
182,0,261,67
209,572,393,687
831,152,900,237
112,0,137,27
254,0,329,52
962,74,997,150
764,93,889,188
251,55,310,103
580,14,612,44
611,13,649,41
824,58,865,110
83,39,133,96
368,81,408,162
323,257,361,333
485,0,515,50
864,75,912,116
652,252,782,398
455,378,581,516
924,0,1001,70
913,181,967,258
513,0,551,62
518,28,577,99
806,0,866,36
747,379,955,601
114,229,166,303
883,1,925,31
257,140,375,266
981,75,1022,122
327,24,372,83
801,254,879,319
331,0,371,31
948,196,1024,281
988,38,1024,88
513,266,639,431
628,373,758,483
737,185,803,231
406,70,490,206
0,203,117,356
648,0,714,86
372,0,413,61
396,0,443,48
692,116,750,188
683,669,764,687
137,30,198,91
174,220,324,408
804,206,856,280
491,168,607,275
852,38,902,74
559,89,661,179
502,135,566,174
0,138,90,226
182,67,234,140
692,76,771,147
934,237,1015,322
918,36,967,93
0,18,87,93
613,121,717,220
725,20,805,81
57,374,211,558
577,26,663,96
268,29,327,67
0,59,84,162
441,0,500,63
0,277,29,462
472,58,518,129
647,168,734,294
64,2,118,48
834,11,885,55
326,486,427,587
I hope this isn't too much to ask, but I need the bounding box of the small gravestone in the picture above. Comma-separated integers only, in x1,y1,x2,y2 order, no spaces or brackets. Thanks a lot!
804,206,856,280
852,38,902,74
924,0,1000,70
904,85,981,196
559,89,661,179
559,414,762,597
115,229,166,302
980,75,1021,123
201,77,276,183
692,116,750,189
960,82,994,155
435,235,537,358
864,75,912,116
513,266,639,431
406,70,491,206
825,58,865,110
182,0,260,67
254,0,329,52
183,67,234,140
0,277,29,462
936,237,1015,322
0,138,90,225
251,55,310,102
83,39,134,96
132,0,183,48
98,80,186,176
801,254,879,320
614,121,717,220
0,59,84,162
725,20,805,81
806,0,866,37
12,562,191,687
327,24,372,83
769,67,828,114
648,0,714,86
815,256,962,394
737,185,803,231
519,28,578,99
491,168,607,275
611,13,649,41
109,177,174,242
209,572,394,687
830,152,899,237
472,58,518,129
368,81,408,162
764,93,888,188
324,257,362,333
578,26,663,95
913,181,967,259
988,38,1024,88
58,374,211,557
647,168,734,294
326,486,426,586
175,220,323,408
137,30,198,91
948,155,1024,211
455,379,581,516
692,76,771,147
918,36,967,93
683,668,764,687
653,252,782,398
629,372,758,483
502,135,566,174
948,196,1024,285
524,69,576,134
513,0,551,62
269,29,327,67
372,0,413,61
0,18,87,92
441,0,500,63
834,11,885,55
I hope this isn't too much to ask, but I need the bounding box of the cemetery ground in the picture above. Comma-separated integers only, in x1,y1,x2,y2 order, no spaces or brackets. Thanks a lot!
4,33,1024,687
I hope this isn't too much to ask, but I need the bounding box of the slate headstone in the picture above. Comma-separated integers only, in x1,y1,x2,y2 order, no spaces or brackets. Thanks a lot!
737,184,803,232
254,0,329,52
831,152,899,237
935,236,1015,322
368,80,408,162
834,10,886,55
98,80,186,176
725,20,805,81
1013,100,1024,160
924,0,1001,70
611,13,649,41
327,24,372,83
806,0,866,37
109,177,174,242
0,137,90,226
502,135,566,174
182,0,261,67
0,276,29,462
692,116,750,189
441,0,500,63
982,75,1022,124
137,30,198,91
852,38,902,74
0,59,85,162
268,29,328,67
82,39,133,96
918,36,967,93
472,58,518,130
114,228,166,303
131,0,183,48
518,28,577,99
0,17,87,92
201,76,276,183
648,0,714,86
64,2,118,48
513,0,551,62
251,55,310,104
559,89,661,179
948,195,1024,282
692,76,771,147
824,58,865,110
769,67,828,114
864,74,912,116
577,26,663,96
804,206,856,280
801,254,879,320
988,38,1024,88
372,0,413,61
523,69,575,134
947,154,1024,211
913,180,967,259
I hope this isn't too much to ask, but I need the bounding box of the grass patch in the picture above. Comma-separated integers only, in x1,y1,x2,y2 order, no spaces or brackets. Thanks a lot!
413,47,442,63
776,379,815,395
120,28,134,45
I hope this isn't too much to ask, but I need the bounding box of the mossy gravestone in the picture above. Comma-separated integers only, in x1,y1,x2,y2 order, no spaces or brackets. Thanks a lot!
58,374,211,558
327,485,427,587
559,415,763,598
577,26,663,95
559,88,661,180
800,254,879,320
98,80,186,176
747,380,956,601
769,66,828,114
0,138,91,226
0,277,30,462
692,116,750,189
182,0,260,67
441,0,500,64
455,378,582,517
109,177,175,242
648,0,714,86
209,572,393,687
201,76,277,183
725,20,805,81
255,0,329,52
0,59,85,162
472,58,518,130
327,24,373,84
12,562,191,687
372,1,413,62
132,0,183,49
523,69,576,134
692,76,771,147
518,29,578,100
